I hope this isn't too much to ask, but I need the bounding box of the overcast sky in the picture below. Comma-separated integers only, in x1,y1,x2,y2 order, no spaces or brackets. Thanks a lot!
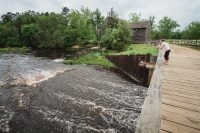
0,0,199,29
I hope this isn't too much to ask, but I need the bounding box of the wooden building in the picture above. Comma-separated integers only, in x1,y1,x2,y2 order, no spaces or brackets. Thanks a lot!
131,21,150,43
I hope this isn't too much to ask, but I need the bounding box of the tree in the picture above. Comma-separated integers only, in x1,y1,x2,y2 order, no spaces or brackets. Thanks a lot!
105,8,119,28
184,21,200,44
1,12,16,23
61,7,70,16
158,16,179,39
151,29,161,40
0,24,20,47
61,7,70,26
149,16,156,40
171,30,182,39
21,23,39,47
149,16,155,29
101,20,131,51
65,8,97,46
129,13,141,23
92,9,105,44
37,13,65,48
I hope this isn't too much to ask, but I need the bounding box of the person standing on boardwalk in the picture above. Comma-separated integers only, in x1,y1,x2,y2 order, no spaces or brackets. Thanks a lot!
158,39,171,65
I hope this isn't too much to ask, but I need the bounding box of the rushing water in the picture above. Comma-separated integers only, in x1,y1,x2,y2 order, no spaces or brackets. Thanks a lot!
0,52,148,133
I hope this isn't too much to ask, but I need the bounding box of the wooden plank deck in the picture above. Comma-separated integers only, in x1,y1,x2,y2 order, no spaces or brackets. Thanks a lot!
160,45,200,133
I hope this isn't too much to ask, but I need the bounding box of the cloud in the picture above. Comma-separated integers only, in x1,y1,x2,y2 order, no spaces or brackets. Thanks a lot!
0,0,199,29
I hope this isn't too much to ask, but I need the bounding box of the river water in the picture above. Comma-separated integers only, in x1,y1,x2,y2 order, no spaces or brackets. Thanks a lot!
0,52,148,133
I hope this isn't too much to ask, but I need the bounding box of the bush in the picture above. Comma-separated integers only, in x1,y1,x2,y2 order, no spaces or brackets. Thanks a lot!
100,20,131,51
64,52,115,68
0,46,30,53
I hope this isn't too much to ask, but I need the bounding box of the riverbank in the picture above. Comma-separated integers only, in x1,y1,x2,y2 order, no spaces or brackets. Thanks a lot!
64,44,158,68
64,52,115,68
0,46,30,53
115,44,158,56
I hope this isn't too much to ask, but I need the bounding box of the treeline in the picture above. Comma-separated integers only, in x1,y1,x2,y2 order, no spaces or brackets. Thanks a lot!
0,7,131,50
129,13,200,41
0,7,200,50
151,17,200,41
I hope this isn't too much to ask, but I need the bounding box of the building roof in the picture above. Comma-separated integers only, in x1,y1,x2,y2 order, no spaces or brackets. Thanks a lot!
132,21,150,29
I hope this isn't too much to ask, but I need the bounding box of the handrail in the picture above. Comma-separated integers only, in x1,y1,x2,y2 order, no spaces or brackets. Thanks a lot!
167,39,200,46
135,49,164,133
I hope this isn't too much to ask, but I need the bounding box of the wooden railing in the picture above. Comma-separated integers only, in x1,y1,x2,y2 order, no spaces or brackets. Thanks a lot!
167,39,200,46
135,49,164,133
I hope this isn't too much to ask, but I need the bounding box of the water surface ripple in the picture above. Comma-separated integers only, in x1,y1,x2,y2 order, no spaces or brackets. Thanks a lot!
0,54,147,133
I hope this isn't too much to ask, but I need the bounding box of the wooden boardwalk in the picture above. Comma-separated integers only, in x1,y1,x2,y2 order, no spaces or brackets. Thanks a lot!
160,45,200,133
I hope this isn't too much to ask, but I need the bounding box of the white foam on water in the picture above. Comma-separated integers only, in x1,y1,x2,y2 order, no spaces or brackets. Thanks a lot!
11,68,70,86
34,105,121,133
0,54,73,86
86,78,120,87
103,128,118,133
53,91,138,130
68,84,137,108
0,81,4,87
26,68,68,86
53,92,106,113
53,59,64,63
34,106,75,132
66,83,143,130
0,106,15,133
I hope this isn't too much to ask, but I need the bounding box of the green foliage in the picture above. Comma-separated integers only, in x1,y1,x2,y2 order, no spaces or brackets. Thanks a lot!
0,11,67,48
21,23,39,47
61,7,70,16
101,20,131,51
64,52,115,68
64,8,97,47
1,12,16,23
115,44,158,56
36,13,65,48
0,23,21,47
183,21,200,41
2,8,197,50
0,7,133,51
129,13,141,23
149,16,156,28
106,17,119,29
151,29,160,40
0,46,30,53
158,16,179,39
92,9,105,43
101,28,124,51
171,30,182,39
105,8,119,28
0,7,200,51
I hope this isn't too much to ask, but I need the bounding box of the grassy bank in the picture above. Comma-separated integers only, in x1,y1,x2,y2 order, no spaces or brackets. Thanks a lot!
115,44,158,56
64,52,115,68
0,46,30,53
64,44,158,68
